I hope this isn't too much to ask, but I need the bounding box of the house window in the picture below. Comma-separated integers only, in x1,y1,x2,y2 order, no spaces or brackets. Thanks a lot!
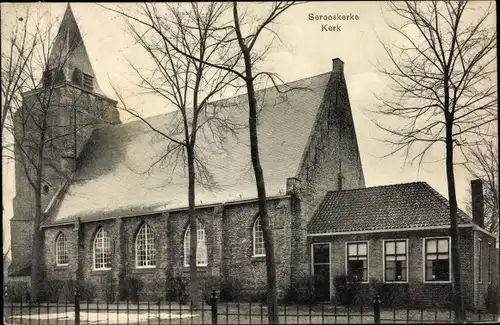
135,224,155,268
93,227,112,270
346,242,368,282
253,217,265,257
478,239,482,283
55,233,69,266
424,237,450,282
384,240,407,282
487,242,492,284
184,220,207,267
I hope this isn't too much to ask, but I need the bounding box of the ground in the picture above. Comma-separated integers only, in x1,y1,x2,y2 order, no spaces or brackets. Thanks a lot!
3,302,499,324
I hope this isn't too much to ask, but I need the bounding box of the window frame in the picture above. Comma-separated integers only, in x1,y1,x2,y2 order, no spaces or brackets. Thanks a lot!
253,217,266,257
135,223,156,269
55,232,69,267
422,236,451,283
93,227,112,271
184,220,208,267
344,241,369,283
487,242,492,284
478,238,483,283
311,242,332,301
382,239,408,283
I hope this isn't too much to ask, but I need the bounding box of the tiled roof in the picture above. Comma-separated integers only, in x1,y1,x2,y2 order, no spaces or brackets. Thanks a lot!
307,182,473,234
48,72,334,224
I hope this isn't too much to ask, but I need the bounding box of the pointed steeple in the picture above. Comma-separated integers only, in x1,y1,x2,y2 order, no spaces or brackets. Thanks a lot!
43,3,105,95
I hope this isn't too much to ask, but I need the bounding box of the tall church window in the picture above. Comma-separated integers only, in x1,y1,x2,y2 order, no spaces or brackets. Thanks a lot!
55,233,69,266
184,220,207,267
135,223,156,268
253,217,265,256
93,227,112,270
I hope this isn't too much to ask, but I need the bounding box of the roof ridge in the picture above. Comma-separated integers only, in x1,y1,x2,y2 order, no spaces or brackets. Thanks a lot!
326,181,427,195
212,70,332,104
117,71,333,125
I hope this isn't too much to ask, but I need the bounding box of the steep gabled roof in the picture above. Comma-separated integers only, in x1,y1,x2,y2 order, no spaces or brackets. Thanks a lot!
307,182,473,234
42,4,106,96
47,71,335,224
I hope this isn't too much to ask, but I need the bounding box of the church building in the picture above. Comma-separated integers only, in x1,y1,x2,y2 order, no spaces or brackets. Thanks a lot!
8,5,496,309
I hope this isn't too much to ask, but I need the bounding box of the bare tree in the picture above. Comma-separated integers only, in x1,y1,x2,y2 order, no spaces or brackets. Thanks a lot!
104,2,243,307
465,139,499,234
464,138,499,276
2,5,114,301
104,2,296,322
1,7,37,133
371,1,496,321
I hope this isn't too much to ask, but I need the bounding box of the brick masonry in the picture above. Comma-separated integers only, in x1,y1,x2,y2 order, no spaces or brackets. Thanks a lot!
42,197,295,301
308,227,497,308
290,59,366,285
10,82,120,276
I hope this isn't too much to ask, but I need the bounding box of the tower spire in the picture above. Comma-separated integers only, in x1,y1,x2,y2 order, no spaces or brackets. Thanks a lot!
42,3,106,96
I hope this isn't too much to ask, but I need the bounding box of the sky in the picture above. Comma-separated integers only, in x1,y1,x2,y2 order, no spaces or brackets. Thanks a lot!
1,2,497,254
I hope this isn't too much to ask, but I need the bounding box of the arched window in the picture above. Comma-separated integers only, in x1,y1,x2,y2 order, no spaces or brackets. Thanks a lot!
253,217,265,256
135,223,156,268
184,220,207,267
93,227,112,270
55,233,69,266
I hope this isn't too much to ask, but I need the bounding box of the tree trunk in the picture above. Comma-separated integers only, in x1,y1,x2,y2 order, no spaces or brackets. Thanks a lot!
31,109,47,303
245,77,279,323
445,123,464,322
31,142,45,302
30,189,44,302
187,145,200,308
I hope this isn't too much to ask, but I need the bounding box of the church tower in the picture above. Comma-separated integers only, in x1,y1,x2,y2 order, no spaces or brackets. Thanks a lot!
9,4,121,277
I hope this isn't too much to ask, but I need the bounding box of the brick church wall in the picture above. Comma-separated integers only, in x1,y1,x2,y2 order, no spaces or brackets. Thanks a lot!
42,196,295,302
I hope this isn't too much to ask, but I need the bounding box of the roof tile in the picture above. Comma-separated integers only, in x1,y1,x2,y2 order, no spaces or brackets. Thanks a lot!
307,182,472,234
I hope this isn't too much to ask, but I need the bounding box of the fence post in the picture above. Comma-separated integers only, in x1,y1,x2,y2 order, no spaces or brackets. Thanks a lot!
74,287,80,325
373,293,381,324
211,289,218,325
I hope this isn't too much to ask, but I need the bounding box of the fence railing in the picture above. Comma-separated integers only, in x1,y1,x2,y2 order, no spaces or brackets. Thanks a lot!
3,290,499,324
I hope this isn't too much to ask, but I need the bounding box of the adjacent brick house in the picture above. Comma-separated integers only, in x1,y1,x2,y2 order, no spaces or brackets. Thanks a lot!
307,181,498,308
9,5,366,301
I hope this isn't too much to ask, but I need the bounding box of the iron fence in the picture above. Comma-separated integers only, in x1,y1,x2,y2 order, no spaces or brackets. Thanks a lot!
3,291,498,324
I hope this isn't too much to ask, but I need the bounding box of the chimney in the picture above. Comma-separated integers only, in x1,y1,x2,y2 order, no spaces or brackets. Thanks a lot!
332,58,344,74
61,152,75,173
471,179,484,227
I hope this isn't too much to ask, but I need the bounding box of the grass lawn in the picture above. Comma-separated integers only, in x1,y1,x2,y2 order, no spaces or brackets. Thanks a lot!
3,302,498,324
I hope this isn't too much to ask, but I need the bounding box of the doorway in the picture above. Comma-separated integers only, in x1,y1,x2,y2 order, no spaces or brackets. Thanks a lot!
312,242,331,302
